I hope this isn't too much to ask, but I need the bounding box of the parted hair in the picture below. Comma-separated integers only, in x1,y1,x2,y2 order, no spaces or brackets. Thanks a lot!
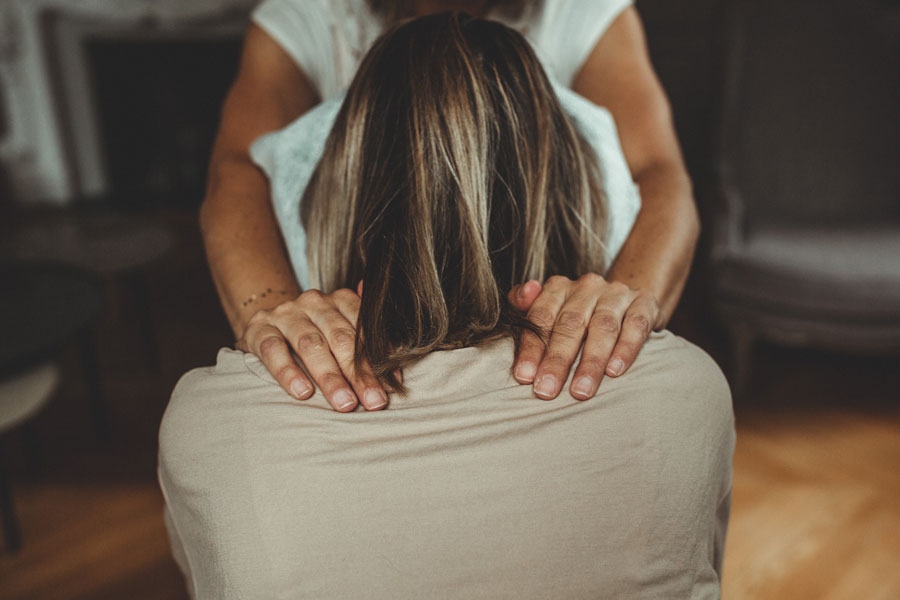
301,12,607,392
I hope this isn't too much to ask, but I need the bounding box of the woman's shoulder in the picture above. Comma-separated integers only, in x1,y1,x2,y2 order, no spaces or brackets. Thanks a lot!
507,0,634,86
251,0,383,98
162,331,728,422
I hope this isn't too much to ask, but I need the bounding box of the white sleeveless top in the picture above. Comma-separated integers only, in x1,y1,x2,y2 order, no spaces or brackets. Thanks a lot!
250,0,641,290
252,0,634,99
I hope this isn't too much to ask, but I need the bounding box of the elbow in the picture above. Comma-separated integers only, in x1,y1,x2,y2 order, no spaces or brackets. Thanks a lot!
687,193,701,245
198,195,212,238
672,165,700,246
198,158,227,240
198,192,217,240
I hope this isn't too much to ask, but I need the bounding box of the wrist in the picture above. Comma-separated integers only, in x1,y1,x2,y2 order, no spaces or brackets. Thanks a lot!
240,287,292,310
235,287,298,337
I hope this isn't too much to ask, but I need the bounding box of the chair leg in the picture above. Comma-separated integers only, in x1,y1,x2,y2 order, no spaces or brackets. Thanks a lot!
0,442,23,554
730,325,755,404
22,421,41,479
79,330,110,441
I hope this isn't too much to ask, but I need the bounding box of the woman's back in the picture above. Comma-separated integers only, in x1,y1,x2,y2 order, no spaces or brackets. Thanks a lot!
159,330,733,599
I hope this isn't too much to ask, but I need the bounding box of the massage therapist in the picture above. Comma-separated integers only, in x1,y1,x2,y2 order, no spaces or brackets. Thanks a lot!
199,0,699,411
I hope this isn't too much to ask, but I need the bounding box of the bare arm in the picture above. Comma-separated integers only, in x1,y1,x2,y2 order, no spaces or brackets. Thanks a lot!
200,24,318,339
200,25,389,411
572,6,699,326
510,6,700,400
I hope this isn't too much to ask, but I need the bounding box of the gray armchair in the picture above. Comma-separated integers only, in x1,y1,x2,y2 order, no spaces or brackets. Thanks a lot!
710,0,900,399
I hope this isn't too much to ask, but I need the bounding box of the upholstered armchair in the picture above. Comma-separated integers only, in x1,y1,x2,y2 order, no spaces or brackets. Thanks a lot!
710,0,900,399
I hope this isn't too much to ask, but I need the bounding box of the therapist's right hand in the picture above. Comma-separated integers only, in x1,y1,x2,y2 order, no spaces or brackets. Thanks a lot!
236,286,390,412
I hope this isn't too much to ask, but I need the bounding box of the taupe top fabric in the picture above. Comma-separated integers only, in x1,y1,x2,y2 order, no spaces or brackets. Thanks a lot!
159,330,734,599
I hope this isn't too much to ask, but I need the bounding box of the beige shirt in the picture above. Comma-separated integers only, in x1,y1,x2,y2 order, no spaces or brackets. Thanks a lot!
159,330,734,598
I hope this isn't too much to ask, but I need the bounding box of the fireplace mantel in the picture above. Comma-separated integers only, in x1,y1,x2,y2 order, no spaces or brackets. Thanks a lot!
0,0,257,204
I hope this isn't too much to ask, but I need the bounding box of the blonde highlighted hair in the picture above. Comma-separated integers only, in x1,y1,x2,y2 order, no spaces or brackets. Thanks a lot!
301,12,607,391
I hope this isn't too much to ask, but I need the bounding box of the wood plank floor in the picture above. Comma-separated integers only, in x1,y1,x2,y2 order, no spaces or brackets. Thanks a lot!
1,213,897,599
721,347,900,600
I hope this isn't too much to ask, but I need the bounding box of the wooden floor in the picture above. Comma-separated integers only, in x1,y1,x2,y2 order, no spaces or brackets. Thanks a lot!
1,212,898,599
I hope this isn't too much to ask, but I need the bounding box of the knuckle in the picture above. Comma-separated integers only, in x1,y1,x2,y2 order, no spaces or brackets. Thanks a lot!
320,372,347,391
609,281,630,295
258,336,283,356
296,331,327,353
299,288,324,304
528,307,557,326
545,275,570,287
518,334,545,354
615,341,638,360
331,288,357,303
541,353,570,372
591,310,621,335
626,313,652,337
637,288,660,308
247,308,273,325
329,327,357,354
578,272,604,286
555,310,587,336
271,301,296,317
274,364,299,381
577,356,607,374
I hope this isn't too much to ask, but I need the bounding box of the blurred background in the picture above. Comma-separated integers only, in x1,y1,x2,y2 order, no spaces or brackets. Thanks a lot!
0,0,897,598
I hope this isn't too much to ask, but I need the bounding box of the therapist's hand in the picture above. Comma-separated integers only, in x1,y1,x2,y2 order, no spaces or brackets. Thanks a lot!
507,274,661,400
236,285,391,412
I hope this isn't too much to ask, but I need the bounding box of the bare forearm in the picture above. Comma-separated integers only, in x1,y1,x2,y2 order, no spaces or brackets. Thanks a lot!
198,24,320,340
605,161,699,328
569,8,699,327
200,156,301,339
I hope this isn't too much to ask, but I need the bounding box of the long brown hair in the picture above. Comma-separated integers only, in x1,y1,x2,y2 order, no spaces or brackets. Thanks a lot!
301,12,607,392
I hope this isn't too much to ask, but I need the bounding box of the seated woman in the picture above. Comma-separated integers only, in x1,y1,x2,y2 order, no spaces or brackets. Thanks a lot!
159,12,734,599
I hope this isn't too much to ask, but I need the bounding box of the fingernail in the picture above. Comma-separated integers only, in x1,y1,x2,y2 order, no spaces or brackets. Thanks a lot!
334,389,357,410
290,379,311,399
515,362,537,382
365,389,387,409
534,374,558,399
572,376,595,399
607,358,625,377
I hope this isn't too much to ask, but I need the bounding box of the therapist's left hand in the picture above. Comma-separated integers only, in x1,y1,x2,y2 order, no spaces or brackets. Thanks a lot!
507,274,661,400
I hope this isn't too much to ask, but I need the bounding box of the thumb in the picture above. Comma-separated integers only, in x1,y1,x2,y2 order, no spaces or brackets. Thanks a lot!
507,279,542,311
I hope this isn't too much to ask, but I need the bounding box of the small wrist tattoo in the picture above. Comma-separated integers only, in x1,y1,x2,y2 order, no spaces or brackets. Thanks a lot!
241,288,291,308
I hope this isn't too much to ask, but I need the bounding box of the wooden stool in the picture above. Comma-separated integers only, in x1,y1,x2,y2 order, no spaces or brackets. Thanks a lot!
0,362,60,553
